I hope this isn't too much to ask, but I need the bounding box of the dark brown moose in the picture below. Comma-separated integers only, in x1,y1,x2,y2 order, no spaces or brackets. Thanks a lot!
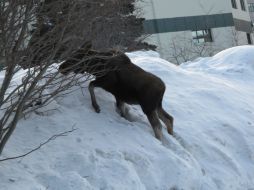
59,48,174,140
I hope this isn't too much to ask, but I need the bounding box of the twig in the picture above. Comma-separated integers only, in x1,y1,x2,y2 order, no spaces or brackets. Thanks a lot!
0,126,77,162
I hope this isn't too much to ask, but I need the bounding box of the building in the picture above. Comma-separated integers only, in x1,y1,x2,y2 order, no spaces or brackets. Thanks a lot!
138,0,253,63
248,0,254,21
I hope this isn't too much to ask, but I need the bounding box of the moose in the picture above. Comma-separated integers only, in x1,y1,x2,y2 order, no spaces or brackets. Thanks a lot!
59,45,174,140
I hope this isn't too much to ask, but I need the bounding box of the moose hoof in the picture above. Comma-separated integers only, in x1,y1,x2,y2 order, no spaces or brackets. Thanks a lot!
167,127,173,136
92,103,101,113
154,128,163,141
94,107,101,113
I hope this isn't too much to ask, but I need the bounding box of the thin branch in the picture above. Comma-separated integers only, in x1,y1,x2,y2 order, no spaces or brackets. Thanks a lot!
0,126,77,162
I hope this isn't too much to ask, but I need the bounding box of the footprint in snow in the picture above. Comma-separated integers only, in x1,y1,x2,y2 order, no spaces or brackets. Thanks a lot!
161,130,202,170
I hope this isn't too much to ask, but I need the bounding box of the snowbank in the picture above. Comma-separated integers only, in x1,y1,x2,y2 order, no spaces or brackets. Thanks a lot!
0,46,254,190
181,45,254,78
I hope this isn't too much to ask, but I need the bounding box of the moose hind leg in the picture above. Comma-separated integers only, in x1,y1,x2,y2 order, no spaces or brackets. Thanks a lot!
146,111,163,140
157,106,174,135
88,81,101,113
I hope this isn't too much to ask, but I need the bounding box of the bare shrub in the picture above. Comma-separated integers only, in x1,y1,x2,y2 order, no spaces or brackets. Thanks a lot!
0,0,146,156
167,33,217,65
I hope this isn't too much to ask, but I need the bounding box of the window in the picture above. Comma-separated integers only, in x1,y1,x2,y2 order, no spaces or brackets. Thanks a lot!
192,29,213,43
249,3,254,12
240,0,246,11
231,0,237,9
247,33,252,44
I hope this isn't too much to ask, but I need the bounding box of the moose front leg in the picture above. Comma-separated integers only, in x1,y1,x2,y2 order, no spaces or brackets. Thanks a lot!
88,81,101,113
115,98,134,122
116,99,126,118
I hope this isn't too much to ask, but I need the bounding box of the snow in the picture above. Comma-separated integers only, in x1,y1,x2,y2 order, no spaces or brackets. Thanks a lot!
0,46,254,190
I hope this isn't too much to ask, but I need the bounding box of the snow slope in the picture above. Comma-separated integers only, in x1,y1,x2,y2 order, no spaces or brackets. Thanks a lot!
0,46,254,190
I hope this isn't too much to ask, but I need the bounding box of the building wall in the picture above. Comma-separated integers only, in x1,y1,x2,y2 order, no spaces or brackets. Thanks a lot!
139,0,232,19
139,0,252,31
247,0,254,41
232,0,253,33
247,0,254,21
232,0,251,19
138,0,253,63
145,27,247,63
139,0,252,34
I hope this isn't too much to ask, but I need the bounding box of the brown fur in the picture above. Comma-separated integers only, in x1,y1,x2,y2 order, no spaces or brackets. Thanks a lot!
59,51,174,140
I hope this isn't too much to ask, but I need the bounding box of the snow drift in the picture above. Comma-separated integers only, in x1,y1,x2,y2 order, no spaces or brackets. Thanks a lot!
0,46,254,190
